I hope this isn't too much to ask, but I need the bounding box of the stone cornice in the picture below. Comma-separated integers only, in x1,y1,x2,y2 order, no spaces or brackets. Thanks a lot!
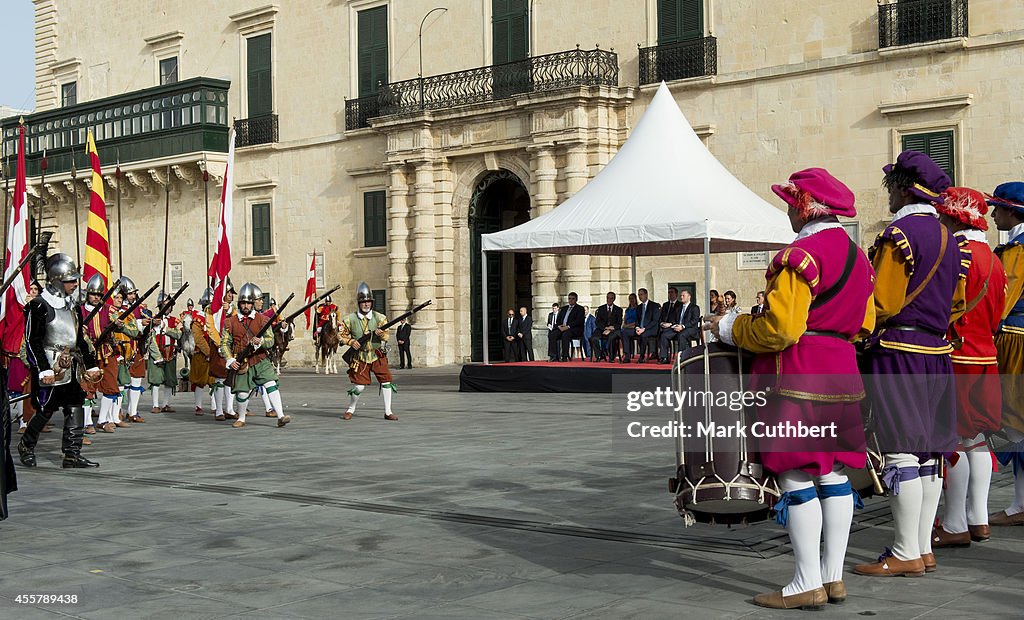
878,94,973,116
50,57,81,75
230,4,279,35
144,31,185,48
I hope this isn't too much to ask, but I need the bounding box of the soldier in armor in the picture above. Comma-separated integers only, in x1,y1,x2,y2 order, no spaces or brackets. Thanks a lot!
188,289,214,414
81,274,138,434
220,283,290,429
117,276,151,423
147,292,182,414
339,283,397,421
17,254,102,468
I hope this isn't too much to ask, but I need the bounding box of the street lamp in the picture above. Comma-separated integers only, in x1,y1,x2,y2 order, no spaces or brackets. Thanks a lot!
419,6,448,110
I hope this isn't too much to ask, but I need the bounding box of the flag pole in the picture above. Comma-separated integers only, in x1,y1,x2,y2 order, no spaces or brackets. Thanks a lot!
116,151,123,274
37,136,47,277
162,165,171,293
202,155,210,286
2,155,9,263
71,159,81,270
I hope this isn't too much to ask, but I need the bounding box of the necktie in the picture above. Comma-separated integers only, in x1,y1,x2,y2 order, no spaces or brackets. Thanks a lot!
640,303,645,326
562,306,571,326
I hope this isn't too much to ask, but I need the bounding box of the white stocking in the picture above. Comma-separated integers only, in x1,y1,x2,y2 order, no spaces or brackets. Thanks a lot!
211,386,222,415
14,400,25,428
778,470,823,597
919,458,943,556
218,386,232,416
381,383,394,415
152,387,161,411
888,453,923,561
84,402,94,426
965,446,993,526
818,467,854,584
98,397,112,425
194,389,204,410
160,387,171,409
235,393,248,423
347,384,365,413
943,451,970,534
261,386,273,412
264,381,284,417
128,377,143,416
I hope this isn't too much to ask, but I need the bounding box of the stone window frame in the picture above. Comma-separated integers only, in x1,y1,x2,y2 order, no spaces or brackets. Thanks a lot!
891,120,963,187
306,252,327,290
643,0,715,46
348,0,392,99
145,31,184,87
238,180,278,264
51,58,82,108
231,6,279,121
362,189,388,248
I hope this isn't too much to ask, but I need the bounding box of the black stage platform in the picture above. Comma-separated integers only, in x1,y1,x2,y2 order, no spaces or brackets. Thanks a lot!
459,360,670,393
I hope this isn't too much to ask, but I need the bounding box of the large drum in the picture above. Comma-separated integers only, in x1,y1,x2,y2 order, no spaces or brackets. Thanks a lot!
668,343,781,525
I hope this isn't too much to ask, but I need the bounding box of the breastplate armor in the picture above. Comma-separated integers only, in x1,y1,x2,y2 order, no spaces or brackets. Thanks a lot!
44,304,79,386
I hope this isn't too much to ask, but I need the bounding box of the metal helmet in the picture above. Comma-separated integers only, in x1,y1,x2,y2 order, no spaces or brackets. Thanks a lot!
45,253,81,296
324,295,332,304
356,282,373,305
85,273,106,295
117,276,138,296
238,282,263,304
199,287,213,309
157,291,172,307
186,298,194,308
269,298,277,306
225,277,236,294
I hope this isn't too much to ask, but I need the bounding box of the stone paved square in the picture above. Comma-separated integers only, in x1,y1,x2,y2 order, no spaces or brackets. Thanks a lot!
2,366,1022,619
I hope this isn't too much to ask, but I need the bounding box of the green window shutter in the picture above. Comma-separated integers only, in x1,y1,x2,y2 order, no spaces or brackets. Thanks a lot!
492,0,528,64
252,203,272,256
364,190,387,247
358,6,388,96
658,0,702,44
372,289,387,315
247,34,273,117
902,131,955,184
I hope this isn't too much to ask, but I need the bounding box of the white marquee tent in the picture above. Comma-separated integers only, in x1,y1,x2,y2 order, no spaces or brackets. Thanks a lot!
478,82,795,364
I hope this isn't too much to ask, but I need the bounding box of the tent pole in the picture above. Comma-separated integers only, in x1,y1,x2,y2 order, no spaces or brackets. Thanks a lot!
482,249,489,365
631,253,637,293
703,236,711,317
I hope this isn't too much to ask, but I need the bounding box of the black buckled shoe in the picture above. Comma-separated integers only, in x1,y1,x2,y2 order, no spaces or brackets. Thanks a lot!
17,442,36,467
62,455,100,469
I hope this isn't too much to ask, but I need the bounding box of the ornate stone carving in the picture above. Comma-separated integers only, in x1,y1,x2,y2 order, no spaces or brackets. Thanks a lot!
171,164,200,187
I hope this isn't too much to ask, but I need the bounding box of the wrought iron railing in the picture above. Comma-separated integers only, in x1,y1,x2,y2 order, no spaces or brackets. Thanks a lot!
879,0,968,48
345,46,618,130
638,36,717,85
0,77,229,177
234,114,279,147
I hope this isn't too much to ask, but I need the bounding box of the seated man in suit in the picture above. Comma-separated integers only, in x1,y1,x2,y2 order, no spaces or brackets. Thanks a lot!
500,307,520,362
547,292,585,362
750,290,766,316
589,292,623,362
656,287,682,362
622,288,660,363
659,289,701,361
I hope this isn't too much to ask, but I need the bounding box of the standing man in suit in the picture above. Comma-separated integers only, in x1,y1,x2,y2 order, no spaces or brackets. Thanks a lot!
751,291,766,316
589,292,623,361
548,293,585,361
516,307,534,361
501,308,520,362
546,303,559,333
659,288,700,362
396,318,413,369
622,288,660,363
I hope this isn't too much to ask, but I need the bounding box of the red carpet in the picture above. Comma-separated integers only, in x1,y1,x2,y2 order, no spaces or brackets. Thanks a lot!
459,358,670,393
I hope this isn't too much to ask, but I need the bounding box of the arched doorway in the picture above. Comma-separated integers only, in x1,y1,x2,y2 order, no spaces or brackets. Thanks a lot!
469,170,532,362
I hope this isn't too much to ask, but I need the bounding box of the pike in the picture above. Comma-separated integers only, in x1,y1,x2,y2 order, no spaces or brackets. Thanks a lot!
341,300,432,366
225,293,295,389
93,281,160,345
0,242,43,300
282,284,341,325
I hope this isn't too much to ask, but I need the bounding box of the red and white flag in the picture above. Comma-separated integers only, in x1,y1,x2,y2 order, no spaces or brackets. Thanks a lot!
304,251,317,329
207,128,235,332
0,124,32,355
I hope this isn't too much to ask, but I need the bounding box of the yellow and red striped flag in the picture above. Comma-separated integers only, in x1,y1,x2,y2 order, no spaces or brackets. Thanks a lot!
83,131,111,288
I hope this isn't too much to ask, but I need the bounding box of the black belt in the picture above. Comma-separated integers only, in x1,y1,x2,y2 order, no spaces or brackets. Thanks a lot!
887,325,945,337
803,330,850,340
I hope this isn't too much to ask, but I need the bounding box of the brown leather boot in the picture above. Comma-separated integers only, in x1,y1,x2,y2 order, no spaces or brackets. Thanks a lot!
752,588,827,610
931,526,971,548
921,553,936,573
822,580,846,604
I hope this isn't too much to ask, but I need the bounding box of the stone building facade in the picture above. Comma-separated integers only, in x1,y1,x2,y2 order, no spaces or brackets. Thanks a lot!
3,0,1024,365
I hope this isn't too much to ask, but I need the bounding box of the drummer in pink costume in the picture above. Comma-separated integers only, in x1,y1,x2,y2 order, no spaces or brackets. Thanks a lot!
710,168,875,610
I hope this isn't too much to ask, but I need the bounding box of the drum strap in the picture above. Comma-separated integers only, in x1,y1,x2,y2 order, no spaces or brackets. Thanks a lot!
809,238,857,310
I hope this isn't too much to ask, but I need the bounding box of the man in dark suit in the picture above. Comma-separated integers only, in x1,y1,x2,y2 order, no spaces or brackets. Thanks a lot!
750,291,766,316
515,306,534,361
548,292,585,361
589,292,623,361
622,288,660,363
396,318,413,369
500,308,521,362
660,289,701,361
657,287,682,363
